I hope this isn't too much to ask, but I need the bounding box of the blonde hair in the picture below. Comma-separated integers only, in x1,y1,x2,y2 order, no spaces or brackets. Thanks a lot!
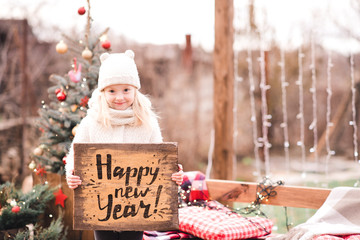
97,90,156,129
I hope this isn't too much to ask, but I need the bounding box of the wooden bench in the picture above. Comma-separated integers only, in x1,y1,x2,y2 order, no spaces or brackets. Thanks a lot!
206,179,331,209
205,179,332,239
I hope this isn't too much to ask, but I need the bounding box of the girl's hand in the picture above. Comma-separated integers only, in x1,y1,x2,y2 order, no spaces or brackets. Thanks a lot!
171,164,184,185
66,170,82,189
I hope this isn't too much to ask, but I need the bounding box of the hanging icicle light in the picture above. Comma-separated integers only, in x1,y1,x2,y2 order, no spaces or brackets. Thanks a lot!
246,39,262,178
297,46,307,178
310,34,319,172
258,33,271,176
350,53,359,163
325,51,334,178
279,47,290,174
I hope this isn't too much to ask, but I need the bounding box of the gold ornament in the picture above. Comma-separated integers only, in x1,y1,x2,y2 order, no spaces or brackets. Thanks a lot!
29,160,36,170
33,147,44,156
59,107,69,114
49,118,55,124
99,34,108,42
56,40,68,54
82,47,93,60
71,104,78,112
72,125,79,136
10,199,17,207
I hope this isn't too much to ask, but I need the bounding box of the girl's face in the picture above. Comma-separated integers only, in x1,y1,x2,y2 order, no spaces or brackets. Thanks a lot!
103,84,136,110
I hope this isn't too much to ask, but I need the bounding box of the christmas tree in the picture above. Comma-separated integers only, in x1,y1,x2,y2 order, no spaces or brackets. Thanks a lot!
13,215,67,240
0,182,55,231
31,0,111,175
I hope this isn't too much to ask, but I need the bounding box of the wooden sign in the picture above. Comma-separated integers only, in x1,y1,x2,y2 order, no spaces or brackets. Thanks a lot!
73,143,179,231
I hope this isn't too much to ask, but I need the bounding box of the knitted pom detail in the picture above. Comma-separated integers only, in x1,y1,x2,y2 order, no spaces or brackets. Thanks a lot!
125,50,135,59
100,52,110,63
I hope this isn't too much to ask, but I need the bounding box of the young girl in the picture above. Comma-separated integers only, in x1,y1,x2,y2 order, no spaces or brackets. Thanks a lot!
65,50,183,240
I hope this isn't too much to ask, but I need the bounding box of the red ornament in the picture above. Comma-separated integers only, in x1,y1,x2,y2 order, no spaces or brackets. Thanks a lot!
55,88,61,95
62,156,67,165
11,206,20,213
101,40,111,49
35,165,47,177
80,96,89,107
54,188,68,208
78,7,86,15
57,91,66,101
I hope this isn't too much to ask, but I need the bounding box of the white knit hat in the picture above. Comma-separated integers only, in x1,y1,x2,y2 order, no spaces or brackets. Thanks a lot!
98,50,140,90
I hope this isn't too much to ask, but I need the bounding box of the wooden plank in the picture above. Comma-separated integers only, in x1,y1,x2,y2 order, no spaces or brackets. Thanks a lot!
73,143,179,231
206,179,331,209
213,0,235,180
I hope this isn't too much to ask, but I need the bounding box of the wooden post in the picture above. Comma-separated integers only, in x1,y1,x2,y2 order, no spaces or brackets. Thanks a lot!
213,0,234,180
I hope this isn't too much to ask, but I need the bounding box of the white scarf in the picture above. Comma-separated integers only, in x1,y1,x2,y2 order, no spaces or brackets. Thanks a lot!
107,107,135,126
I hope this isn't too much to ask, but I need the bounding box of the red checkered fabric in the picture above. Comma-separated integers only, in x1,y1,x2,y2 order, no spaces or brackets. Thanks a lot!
313,235,360,240
179,205,273,240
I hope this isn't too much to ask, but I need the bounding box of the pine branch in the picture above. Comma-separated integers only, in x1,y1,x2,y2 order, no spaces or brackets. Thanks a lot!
0,183,55,230
13,216,68,240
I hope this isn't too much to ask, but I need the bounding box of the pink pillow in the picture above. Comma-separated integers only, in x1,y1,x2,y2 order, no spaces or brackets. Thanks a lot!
179,206,273,240
313,235,360,240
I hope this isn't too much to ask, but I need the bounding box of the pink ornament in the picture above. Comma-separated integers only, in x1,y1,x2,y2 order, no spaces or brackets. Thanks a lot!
68,58,82,83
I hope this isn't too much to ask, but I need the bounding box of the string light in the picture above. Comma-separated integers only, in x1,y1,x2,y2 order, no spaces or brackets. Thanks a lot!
297,47,307,177
41,100,46,109
233,22,243,179
284,206,294,231
279,48,290,173
259,32,271,176
325,51,334,177
350,53,359,163
247,48,262,179
310,34,319,172
236,177,284,217
232,4,244,180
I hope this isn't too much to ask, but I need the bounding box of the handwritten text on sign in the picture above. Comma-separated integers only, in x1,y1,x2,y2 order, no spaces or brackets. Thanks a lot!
73,143,179,231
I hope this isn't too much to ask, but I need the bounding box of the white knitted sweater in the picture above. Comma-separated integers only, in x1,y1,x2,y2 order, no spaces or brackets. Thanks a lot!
65,108,163,177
